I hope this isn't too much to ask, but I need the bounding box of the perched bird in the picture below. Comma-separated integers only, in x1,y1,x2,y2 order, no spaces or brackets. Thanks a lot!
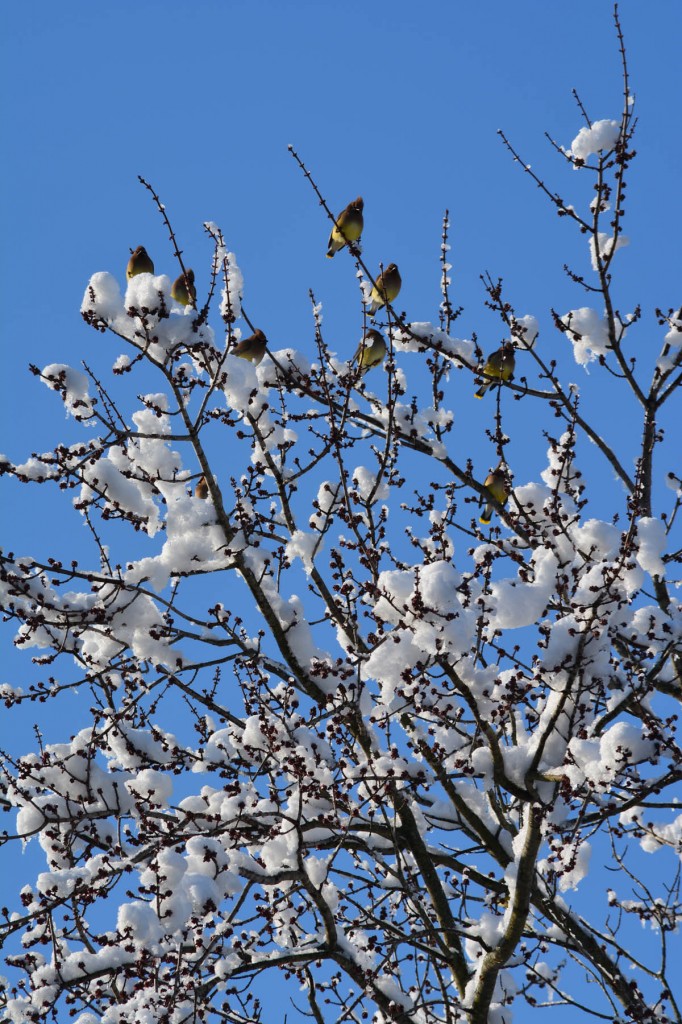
352,329,387,373
474,341,516,398
232,329,268,365
327,197,364,258
126,245,154,280
194,475,210,500
479,462,510,524
368,263,402,316
171,268,196,307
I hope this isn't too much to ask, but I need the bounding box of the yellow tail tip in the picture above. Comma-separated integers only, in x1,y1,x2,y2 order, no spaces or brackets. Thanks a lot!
479,515,491,525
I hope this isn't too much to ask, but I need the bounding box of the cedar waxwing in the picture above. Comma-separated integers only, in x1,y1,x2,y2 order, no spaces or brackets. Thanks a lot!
480,463,510,524
368,263,401,316
327,197,364,258
232,329,267,365
126,246,154,280
195,475,209,500
171,269,196,307
474,342,516,398
352,329,387,373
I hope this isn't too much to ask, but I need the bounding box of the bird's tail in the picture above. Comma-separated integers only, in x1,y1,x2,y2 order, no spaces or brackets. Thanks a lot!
479,505,493,525
474,382,489,399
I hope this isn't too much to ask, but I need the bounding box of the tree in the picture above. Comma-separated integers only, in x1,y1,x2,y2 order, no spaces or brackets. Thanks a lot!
1,9,681,1023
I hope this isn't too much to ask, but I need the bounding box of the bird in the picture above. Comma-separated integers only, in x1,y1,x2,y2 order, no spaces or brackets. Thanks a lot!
368,263,401,316
171,268,196,307
126,246,154,280
352,329,387,373
194,475,209,500
474,341,516,398
327,197,364,258
232,329,268,365
479,462,510,524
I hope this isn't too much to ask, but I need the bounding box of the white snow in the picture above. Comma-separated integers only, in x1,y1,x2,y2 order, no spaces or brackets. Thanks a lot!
635,517,666,577
589,230,629,272
662,319,682,351
40,364,95,421
285,530,319,576
124,271,172,313
559,307,611,366
80,270,123,321
117,901,162,945
394,322,476,365
513,314,539,348
352,465,389,502
124,768,173,804
569,119,620,161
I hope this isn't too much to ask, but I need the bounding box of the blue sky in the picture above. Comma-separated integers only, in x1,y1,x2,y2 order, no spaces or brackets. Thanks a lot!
1,2,681,1018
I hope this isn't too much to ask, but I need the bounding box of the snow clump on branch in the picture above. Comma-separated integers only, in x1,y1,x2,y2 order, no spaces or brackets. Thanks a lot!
569,119,620,162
